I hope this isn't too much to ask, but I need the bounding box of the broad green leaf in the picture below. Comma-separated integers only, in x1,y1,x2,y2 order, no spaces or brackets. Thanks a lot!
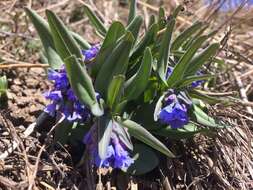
71,31,91,50
127,0,137,24
25,8,63,69
186,43,220,76
117,118,175,158
177,74,214,88
130,23,158,61
98,117,113,159
115,122,133,150
182,25,208,50
193,105,226,128
125,47,152,100
171,21,203,51
167,35,208,87
157,19,175,83
46,10,82,61
95,32,134,97
127,144,159,175
64,55,103,116
154,123,209,139
189,90,223,104
107,75,125,109
93,21,125,75
83,4,107,37
126,15,143,43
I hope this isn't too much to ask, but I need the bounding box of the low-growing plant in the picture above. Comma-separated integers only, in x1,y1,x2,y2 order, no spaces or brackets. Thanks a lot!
26,1,229,175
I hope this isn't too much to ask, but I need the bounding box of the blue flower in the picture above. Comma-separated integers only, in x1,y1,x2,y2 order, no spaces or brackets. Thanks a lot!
205,0,253,11
82,44,100,61
44,66,90,122
159,93,189,129
83,123,134,170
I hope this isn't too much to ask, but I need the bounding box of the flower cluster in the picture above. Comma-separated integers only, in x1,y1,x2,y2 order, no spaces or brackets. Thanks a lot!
159,91,191,129
44,45,100,122
83,123,134,170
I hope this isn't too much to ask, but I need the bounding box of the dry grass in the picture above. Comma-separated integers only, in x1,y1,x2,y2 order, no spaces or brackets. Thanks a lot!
0,0,253,189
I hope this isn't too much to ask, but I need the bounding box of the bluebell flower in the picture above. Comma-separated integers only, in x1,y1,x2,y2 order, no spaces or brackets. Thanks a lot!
44,67,91,122
159,93,189,129
83,123,134,170
205,0,253,11
44,45,100,122
82,44,100,61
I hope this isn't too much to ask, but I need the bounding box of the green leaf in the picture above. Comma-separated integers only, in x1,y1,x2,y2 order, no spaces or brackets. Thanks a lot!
177,74,214,88
154,94,165,121
157,19,175,83
113,100,128,115
95,32,134,97
93,21,125,75
126,15,143,43
125,47,152,100
107,75,125,109
172,5,183,18
127,0,137,24
193,105,228,128
98,117,113,159
158,7,166,29
46,10,82,61
0,75,7,96
117,118,175,158
25,8,63,69
83,4,107,37
64,55,103,116
71,31,91,50
130,23,158,61
186,43,220,76
171,21,203,51
154,123,209,139
167,35,208,87
189,90,223,104
127,144,159,175
115,122,133,151
148,15,156,28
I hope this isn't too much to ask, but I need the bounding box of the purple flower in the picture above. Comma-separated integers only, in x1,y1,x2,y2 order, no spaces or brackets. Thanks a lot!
83,123,134,170
158,92,189,129
44,103,57,116
159,102,188,129
82,44,100,61
205,0,253,11
44,66,90,123
43,91,62,101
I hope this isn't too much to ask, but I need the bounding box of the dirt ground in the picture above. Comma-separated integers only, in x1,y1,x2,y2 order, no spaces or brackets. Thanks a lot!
0,0,253,189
